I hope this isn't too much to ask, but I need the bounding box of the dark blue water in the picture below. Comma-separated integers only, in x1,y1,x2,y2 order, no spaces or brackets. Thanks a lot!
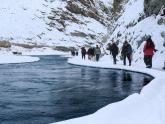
0,55,153,124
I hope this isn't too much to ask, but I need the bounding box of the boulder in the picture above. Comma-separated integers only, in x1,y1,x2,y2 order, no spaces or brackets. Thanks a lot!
0,41,11,48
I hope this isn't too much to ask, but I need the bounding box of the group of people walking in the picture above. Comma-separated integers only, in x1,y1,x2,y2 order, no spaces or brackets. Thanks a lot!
76,36,164,69
107,36,158,68
107,39,133,66
81,45,101,61
71,49,78,56
70,7,165,69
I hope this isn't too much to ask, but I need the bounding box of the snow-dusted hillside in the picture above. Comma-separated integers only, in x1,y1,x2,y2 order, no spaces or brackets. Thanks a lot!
0,0,164,57
0,0,111,47
52,1,165,124
106,0,165,69
0,0,165,124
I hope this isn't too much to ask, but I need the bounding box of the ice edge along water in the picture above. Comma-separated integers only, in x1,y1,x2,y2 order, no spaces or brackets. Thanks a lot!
0,55,40,64
52,56,165,124
0,48,70,64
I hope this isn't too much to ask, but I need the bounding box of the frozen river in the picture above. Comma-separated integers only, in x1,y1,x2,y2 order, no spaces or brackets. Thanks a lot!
0,55,153,124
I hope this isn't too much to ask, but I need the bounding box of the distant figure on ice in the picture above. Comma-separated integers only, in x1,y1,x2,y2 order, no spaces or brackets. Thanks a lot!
81,47,86,59
143,37,157,68
121,40,133,66
71,49,75,56
94,45,101,61
111,40,119,64
76,51,78,56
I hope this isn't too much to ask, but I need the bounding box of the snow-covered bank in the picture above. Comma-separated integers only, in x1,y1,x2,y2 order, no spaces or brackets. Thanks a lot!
21,48,69,56
52,56,165,124
0,55,39,64
0,47,69,64
0,46,70,56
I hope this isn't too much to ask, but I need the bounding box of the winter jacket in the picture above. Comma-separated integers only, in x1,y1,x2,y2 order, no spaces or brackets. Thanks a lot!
121,43,132,55
143,41,155,56
111,43,119,55
87,48,94,55
81,47,86,54
128,44,133,54
95,47,101,55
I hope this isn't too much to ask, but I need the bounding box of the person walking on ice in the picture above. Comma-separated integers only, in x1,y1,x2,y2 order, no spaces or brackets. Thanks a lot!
143,36,157,68
121,40,133,66
110,39,119,64
81,47,86,60
94,45,101,61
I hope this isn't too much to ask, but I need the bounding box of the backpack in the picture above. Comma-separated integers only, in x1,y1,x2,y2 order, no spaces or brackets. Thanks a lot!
128,44,133,54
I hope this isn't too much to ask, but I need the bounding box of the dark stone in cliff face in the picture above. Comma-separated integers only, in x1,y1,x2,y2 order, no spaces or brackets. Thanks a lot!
66,1,86,16
66,0,102,24
79,0,94,7
144,0,165,16
0,41,11,48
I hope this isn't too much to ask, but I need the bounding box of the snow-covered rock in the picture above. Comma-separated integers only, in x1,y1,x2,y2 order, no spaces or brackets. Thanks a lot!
106,0,165,69
0,0,110,47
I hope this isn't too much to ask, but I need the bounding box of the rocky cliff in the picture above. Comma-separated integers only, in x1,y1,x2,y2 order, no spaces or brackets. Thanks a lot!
144,0,165,16
0,0,114,49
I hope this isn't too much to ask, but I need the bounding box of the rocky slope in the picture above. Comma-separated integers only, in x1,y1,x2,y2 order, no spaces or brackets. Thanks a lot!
144,0,165,16
0,0,114,49
0,0,164,59
105,0,165,68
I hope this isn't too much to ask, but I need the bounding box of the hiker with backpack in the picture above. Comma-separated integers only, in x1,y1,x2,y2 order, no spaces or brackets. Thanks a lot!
107,42,112,55
143,37,157,68
121,40,133,66
87,47,93,60
111,40,119,64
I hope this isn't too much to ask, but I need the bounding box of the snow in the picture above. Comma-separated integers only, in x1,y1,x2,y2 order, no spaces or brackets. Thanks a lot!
107,0,165,65
0,0,107,47
119,0,144,25
0,54,39,64
18,47,69,56
100,0,113,6
0,0,164,123
0,47,69,64
48,1,165,120
52,55,165,124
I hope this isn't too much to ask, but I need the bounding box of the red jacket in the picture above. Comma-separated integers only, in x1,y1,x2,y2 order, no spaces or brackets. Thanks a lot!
143,42,155,56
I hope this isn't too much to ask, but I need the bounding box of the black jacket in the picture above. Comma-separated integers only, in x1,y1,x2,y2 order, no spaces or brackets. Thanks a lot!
121,43,132,55
111,43,119,55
